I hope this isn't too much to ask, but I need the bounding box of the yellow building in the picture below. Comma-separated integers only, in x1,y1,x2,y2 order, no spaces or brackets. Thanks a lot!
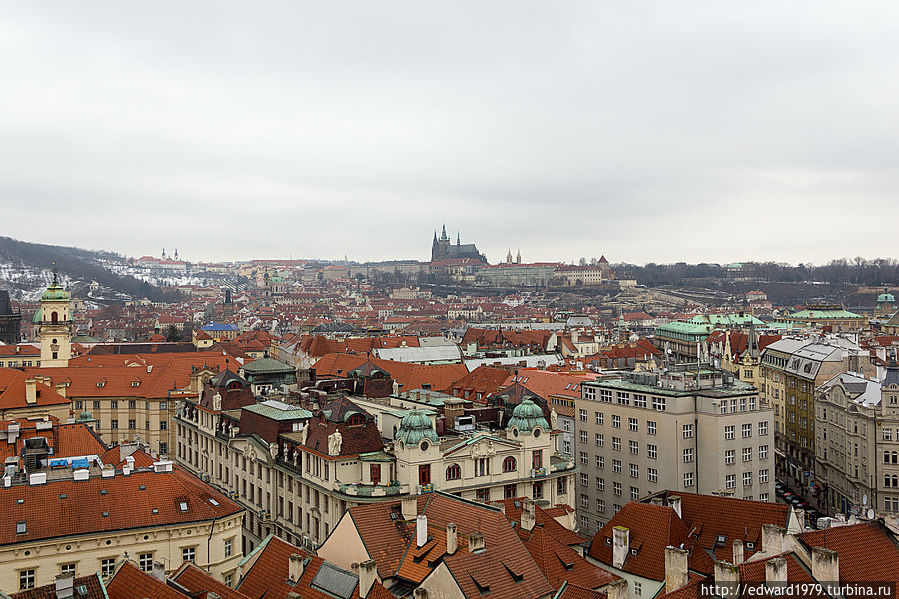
36,272,74,368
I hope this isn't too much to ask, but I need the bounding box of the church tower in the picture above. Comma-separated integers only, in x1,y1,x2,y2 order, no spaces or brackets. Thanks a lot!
38,269,73,367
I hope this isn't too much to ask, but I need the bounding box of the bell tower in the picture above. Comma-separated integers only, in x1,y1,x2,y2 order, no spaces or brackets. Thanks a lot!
38,268,73,367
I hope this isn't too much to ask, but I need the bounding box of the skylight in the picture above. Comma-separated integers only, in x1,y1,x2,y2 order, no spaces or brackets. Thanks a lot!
16,521,26,534
179,501,188,512
208,498,219,506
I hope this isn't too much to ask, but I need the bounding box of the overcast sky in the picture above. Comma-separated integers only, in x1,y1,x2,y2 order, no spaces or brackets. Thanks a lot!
2,2,898,266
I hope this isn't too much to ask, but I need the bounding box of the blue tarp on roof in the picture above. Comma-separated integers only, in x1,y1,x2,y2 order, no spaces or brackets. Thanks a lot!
49,458,68,468
71,458,90,469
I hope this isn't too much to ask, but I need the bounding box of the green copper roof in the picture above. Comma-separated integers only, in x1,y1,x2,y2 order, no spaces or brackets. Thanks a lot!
878,293,896,304
786,309,863,320
31,310,42,324
507,398,549,433
242,357,296,373
395,409,438,445
41,284,69,301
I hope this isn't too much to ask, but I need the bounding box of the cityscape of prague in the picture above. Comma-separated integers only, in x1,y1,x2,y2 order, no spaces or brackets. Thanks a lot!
2,2,899,598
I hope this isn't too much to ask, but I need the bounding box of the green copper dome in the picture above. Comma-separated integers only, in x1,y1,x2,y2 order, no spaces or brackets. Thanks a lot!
878,292,896,304
395,409,438,445
32,310,42,324
76,410,94,422
41,284,70,301
508,398,549,433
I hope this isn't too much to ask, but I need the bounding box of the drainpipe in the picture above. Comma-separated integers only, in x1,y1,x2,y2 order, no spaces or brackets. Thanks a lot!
207,515,218,573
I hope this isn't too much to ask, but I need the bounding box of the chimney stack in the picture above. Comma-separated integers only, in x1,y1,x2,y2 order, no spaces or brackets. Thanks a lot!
414,589,428,599
714,561,740,591
25,378,37,405
55,573,74,599
732,540,744,565
289,553,305,583
607,579,628,599
762,524,785,555
521,498,536,532
152,561,166,581
766,557,787,586
664,546,689,592
612,526,629,569
811,547,839,583
358,560,378,598
402,495,418,521
446,523,458,555
468,532,485,553
416,514,428,548
668,495,682,518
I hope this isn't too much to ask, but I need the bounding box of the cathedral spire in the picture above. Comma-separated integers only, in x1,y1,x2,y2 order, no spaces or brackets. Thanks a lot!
441,224,447,240
457,231,461,245
506,249,513,264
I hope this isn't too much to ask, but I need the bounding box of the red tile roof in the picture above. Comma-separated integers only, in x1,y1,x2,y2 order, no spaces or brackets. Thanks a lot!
523,526,618,591
106,560,186,599
10,573,106,599
797,522,899,594
0,368,71,411
0,468,242,546
171,561,251,599
0,419,106,464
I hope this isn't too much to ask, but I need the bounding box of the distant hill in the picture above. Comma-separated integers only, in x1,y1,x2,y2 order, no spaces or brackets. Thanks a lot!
0,236,179,303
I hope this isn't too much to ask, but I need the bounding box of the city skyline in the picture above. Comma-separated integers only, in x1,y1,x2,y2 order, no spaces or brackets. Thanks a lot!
3,2,899,264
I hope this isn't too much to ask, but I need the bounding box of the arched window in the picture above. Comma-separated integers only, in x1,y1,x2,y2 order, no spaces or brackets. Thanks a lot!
894,475,898,488
885,451,891,464
446,463,461,481
51,311,58,324
347,414,364,427
227,381,241,391
503,456,517,473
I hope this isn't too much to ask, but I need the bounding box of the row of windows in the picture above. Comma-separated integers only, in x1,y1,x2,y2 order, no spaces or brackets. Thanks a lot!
582,388,668,411
78,400,168,411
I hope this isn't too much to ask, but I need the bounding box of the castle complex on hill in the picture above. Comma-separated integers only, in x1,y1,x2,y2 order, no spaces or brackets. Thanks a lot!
430,224,487,264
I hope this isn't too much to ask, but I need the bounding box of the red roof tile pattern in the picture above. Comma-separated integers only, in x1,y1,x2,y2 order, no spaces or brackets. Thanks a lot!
106,561,186,599
312,353,467,393
171,562,251,599
0,468,242,546
798,522,899,594
0,419,106,463
523,527,619,591
10,573,106,599
493,497,585,548
0,368,71,412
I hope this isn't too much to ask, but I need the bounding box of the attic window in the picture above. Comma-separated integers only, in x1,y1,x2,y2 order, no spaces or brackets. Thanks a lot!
59,494,67,500
96,381,106,388
746,542,755,550
503,562,524,583
16,521,26,534
16,499,24,505
605,537,612,545
131,381,140,387
100,490,107,495
152,508,159,515
138,485,146,491
208,498,219,506
179,501,188,512
102,512,109,518
716,534,727,546
630,548,638,556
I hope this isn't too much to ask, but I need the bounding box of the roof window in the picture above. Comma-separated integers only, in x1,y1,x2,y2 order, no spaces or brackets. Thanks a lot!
16,521,26,534
152,508,159,515
179,501,188,512
208,498,219,506
102,512,109,518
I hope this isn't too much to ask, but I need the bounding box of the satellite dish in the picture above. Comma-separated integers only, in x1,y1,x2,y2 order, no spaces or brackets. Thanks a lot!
867,509,875,519
863,494,868,506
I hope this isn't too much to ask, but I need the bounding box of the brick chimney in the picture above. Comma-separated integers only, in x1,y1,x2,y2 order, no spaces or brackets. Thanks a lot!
446,523,458,555
289,553,305,583
612,526,629,569
665,546,689,592
521,498,536,532
714,560,740,587
811,547,839,583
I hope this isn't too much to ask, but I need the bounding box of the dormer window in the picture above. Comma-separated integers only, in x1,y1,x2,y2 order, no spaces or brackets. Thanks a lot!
347,414,364,427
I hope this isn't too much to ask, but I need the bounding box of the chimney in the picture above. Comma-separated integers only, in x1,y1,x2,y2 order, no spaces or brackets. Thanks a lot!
358,560,377,598
414,589,428,599
289,553,305,583
714,560,740,588
607,579,628,599
612,526,629,569
402,495,418,521
152,561,166,581
206,594,221,599
468,532,485,553
762,524,785,555
766,557,787,585
665,546,689,592
668,495,682,518
650,497,664,506
25,378,37,404
446,523,458,555
416,514,428,548
55,572,74,599
811,547,839,583
732,540,744,565
521,498,536,532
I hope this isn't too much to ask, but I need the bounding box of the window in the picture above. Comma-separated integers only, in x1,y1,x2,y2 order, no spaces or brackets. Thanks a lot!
634,394,647,408
111,420,118,430
563,420,571,432
683,472,694,487
648,444,657,460
475,457,490,477
629,418,638,432
749,397,756,411
629,440,638,454
724,425,735,440
129,400,137,409
613,481,622,496
742,423,752,438
563,440,572,454
683,448,694,463
139,553,153,572
446,464,461,480
612,437,621,451
725,474,736,489
683,424,694,438
612,415,621,428
596,477,605,491
101,558,116,577
759,422,768,436
160,402,168,410
742,447,752,462
630,463,639,478
419,464,431,486
505,484,517,498
613,459,622,473
581,493,589,508
725,450,735,464
630,486,640,500
743,472,752,486
503,456,517,473
579,409,588,422
19,570,35,591
532,481,544,499
595,433,604,447
533,450,544,469
580,430,588,444
128,419,136,429
160,420,167,431
477,488,490,502
93,401,101,409
760,493,769,501
597,498,606,512
182,547,196,563
110,400,119,409
647,421,657,435
600,389,613,402
635,581,643,597
652,396,666,411
759,469,769,483
730,399,737,413
580,473,589,486
648,467,658,483
595,411,604,425
759,445,768,460
885,429,894,441
617,392,630,405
